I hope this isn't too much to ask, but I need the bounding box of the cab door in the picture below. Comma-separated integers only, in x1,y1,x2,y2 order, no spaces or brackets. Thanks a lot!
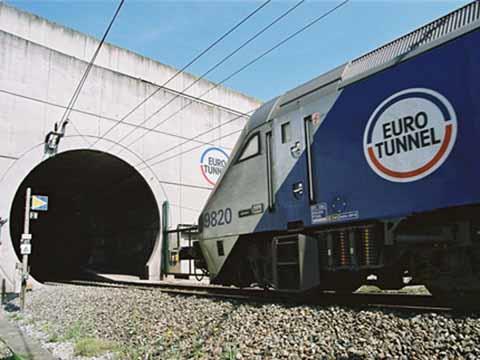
267,112,314,228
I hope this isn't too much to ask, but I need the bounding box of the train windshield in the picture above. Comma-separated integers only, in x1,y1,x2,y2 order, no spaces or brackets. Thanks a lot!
237,133,260,162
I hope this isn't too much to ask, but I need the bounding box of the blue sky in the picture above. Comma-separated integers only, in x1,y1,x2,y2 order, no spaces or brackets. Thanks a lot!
6,0,471,101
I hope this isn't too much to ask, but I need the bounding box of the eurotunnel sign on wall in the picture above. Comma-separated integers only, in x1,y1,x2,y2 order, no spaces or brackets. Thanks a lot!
200,147,229,186
363,88,457,183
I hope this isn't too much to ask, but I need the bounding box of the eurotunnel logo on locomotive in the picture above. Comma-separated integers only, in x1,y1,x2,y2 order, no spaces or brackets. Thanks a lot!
363,88,457,183
200,147,229,186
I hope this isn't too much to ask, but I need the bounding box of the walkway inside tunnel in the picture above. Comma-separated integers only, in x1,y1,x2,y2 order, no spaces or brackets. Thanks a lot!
10,150,160,282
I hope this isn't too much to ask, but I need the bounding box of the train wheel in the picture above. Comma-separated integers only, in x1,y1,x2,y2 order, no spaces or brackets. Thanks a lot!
427,285,480,306
333,286,360,294
322,272,362,294
331,281,361,294
426,286,451,298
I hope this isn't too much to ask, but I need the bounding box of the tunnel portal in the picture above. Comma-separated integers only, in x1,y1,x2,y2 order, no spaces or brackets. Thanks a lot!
10,150,160,282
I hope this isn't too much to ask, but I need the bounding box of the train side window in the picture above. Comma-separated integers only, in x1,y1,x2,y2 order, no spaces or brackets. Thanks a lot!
281,122,291,144
237,133,260,163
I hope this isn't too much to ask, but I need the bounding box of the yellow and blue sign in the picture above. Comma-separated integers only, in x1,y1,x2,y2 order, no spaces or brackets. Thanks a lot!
31,195,48,211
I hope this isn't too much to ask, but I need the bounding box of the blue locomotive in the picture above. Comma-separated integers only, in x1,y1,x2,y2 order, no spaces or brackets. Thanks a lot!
195,1,480,295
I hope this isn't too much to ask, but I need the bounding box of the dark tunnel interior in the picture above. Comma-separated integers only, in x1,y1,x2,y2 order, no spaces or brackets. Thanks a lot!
10,150,160,282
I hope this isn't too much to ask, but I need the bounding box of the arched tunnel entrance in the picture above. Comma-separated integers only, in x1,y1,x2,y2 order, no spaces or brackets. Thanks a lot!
10,150,160,282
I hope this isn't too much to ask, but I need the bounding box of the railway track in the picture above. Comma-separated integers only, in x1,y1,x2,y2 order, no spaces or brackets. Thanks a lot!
45,278,472,313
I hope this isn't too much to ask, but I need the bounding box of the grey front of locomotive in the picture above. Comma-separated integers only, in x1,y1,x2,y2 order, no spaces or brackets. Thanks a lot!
197,67,344,283
197,98,278,280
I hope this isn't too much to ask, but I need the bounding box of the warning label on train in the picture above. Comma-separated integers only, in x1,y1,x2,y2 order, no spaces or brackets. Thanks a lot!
311,203,328,223
363,88,457,182
200,147,229,185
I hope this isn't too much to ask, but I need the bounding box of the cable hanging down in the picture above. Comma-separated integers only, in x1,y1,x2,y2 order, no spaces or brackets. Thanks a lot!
109,0,306,153
89,0,271,150
129,0,350,168
52,0,125,148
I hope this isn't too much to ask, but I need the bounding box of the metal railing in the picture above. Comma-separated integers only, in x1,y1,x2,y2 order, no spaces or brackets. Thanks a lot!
343,1,480,81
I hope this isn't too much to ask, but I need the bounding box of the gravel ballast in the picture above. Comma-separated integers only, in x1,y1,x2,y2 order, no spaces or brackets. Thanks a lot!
2,284,480,359
0,340,13,359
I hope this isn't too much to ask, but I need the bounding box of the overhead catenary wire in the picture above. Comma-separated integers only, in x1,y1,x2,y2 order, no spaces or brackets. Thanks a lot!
109,0,306,153
58,0,125,136
85,126,245,207
0,88,235,150
89,0,271,149
79,0,351,204
70,110,255,204
129,0,350,168
137,108,256,167
141,128,244,171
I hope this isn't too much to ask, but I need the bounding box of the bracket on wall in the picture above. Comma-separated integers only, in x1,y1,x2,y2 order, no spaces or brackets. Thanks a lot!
44,120,68,155
0,217,6,246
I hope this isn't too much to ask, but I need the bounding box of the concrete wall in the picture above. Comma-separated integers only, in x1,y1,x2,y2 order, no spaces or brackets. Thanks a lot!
0,3,261,290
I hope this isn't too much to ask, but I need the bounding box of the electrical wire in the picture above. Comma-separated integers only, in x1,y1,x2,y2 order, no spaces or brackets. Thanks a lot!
81,126,244,206
70,0,351,206
141,128,243,171
137,108,256,166
89,0,271,149
0,88,235,150
128,0,350,167
77,113,249,213
58,0,125,134
110,0,306,153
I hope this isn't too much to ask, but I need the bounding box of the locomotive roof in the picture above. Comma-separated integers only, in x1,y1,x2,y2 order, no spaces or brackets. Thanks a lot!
247,0,480,132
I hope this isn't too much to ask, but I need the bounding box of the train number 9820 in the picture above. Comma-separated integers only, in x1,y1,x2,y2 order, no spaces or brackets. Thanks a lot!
204,208,232,228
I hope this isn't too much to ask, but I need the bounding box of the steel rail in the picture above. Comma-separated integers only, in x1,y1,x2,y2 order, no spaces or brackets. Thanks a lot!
45,279,468,313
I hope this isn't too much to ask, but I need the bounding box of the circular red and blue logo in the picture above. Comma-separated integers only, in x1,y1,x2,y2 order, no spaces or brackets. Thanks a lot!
363,88,457,183
200,147,229,185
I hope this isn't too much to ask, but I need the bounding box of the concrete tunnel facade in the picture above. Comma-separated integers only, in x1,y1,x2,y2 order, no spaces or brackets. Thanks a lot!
10,149,160,282
0,3,261,290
